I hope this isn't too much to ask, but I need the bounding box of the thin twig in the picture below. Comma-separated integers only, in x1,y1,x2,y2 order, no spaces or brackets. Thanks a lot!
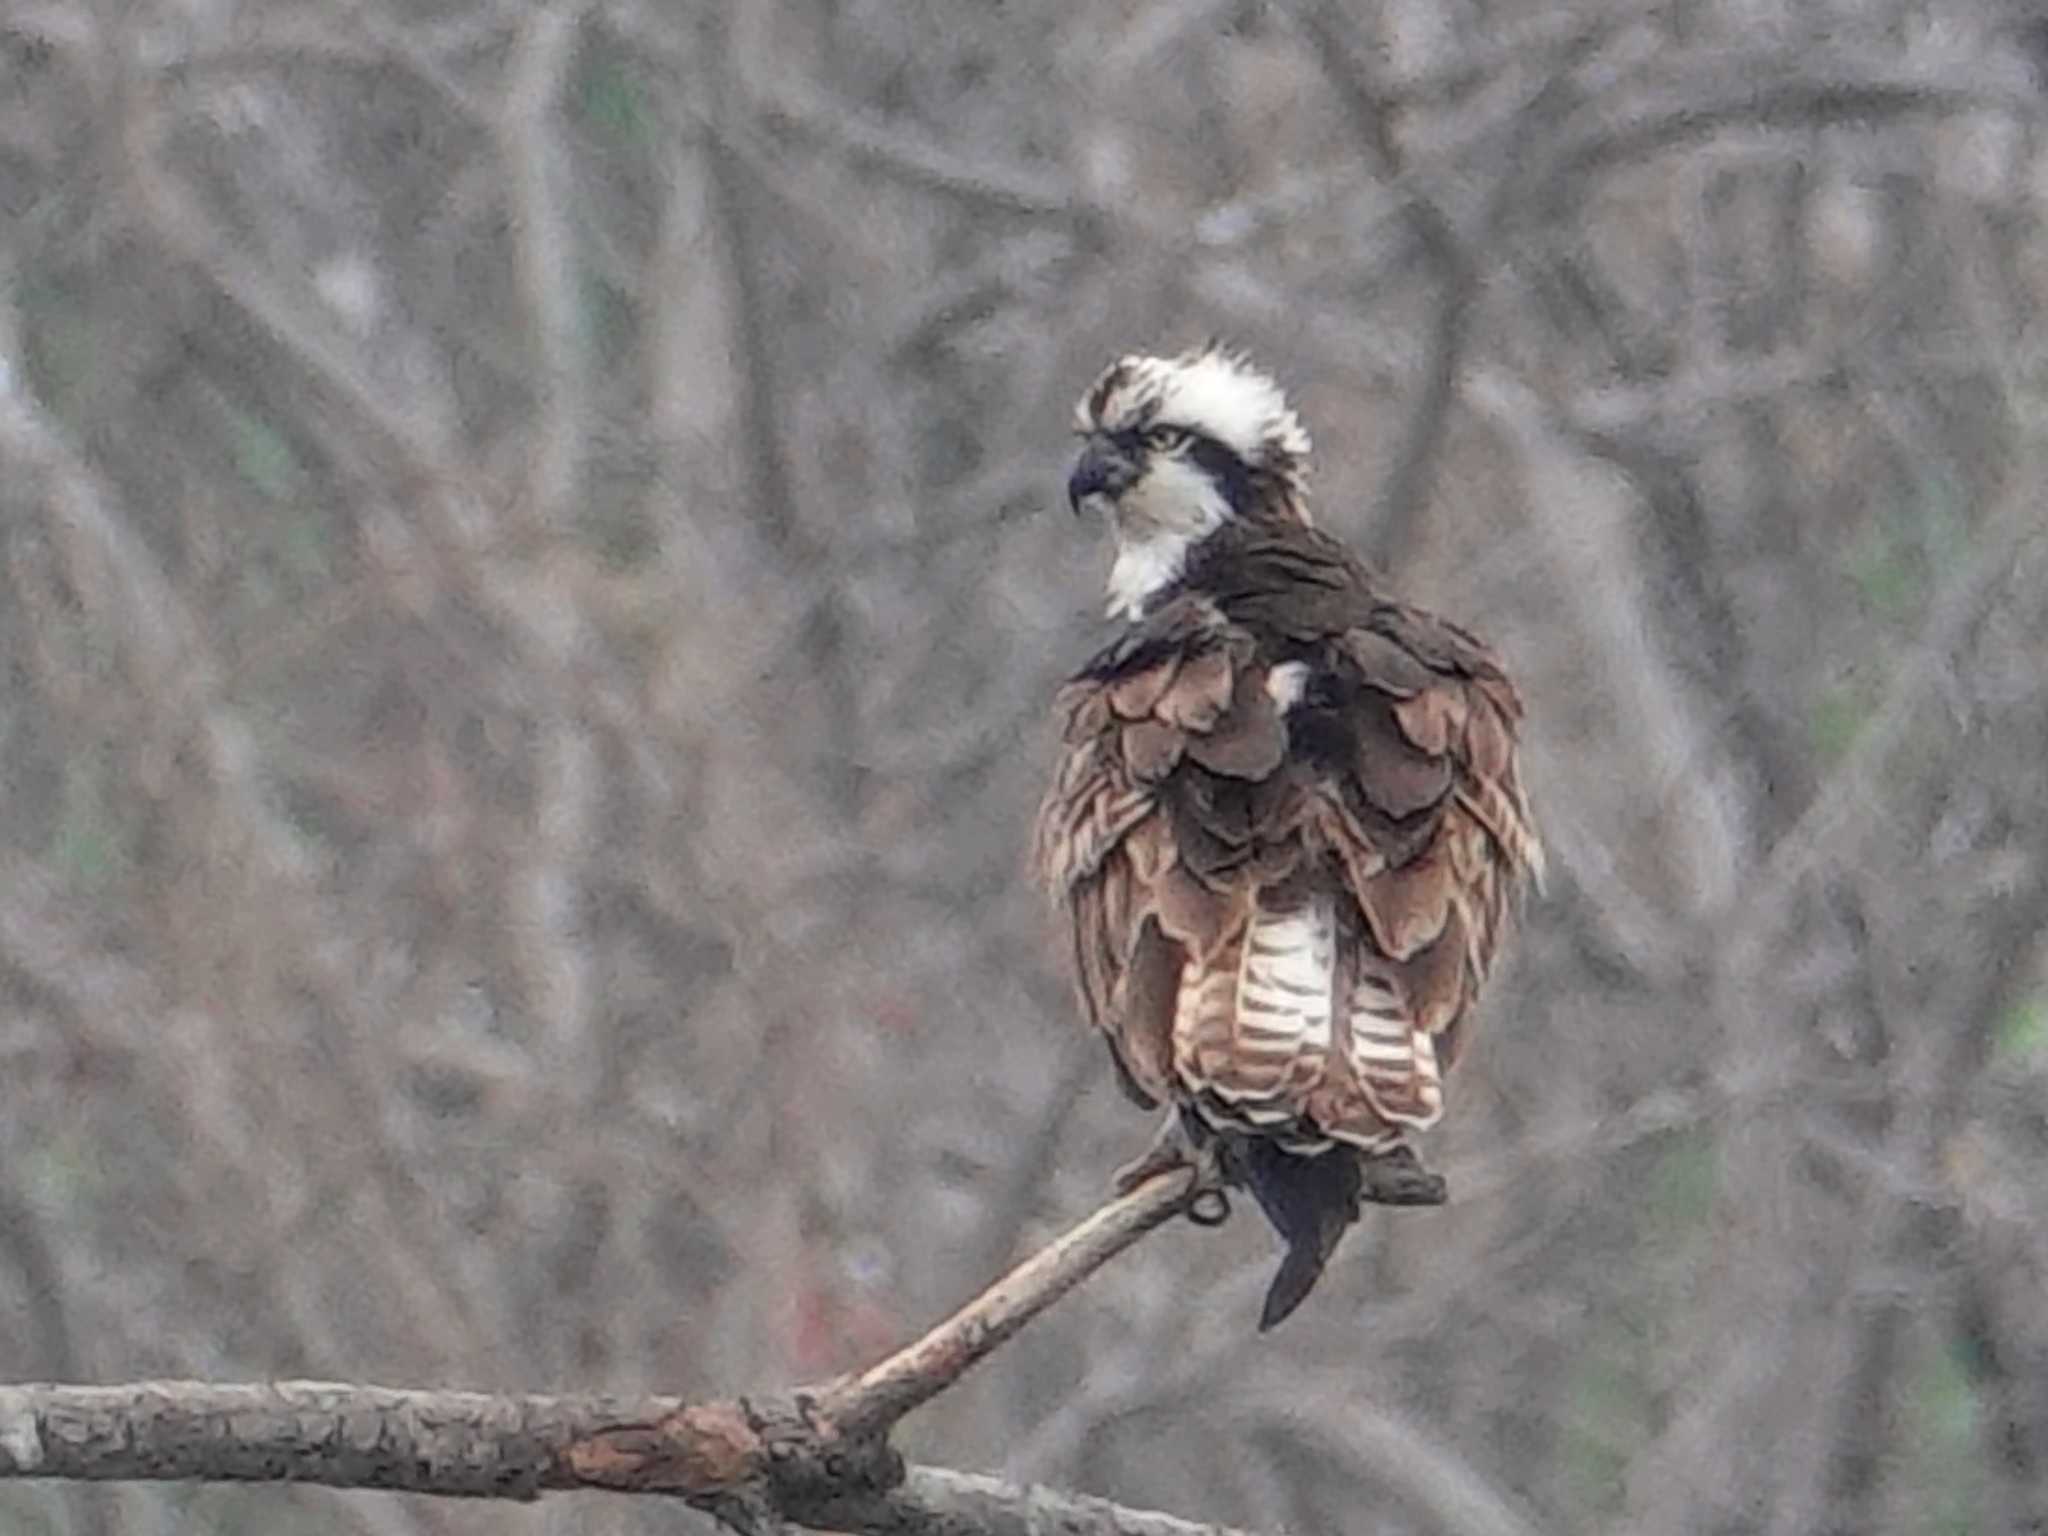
753,81,1085,221
814,1167,1196,1436
1244,1379,1548,1536
500,2,590,528
1511,55,2045,232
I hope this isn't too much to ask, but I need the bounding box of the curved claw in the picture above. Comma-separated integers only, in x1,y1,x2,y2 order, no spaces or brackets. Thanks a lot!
1113,1109,1200,1195
1187,1188,1232,1227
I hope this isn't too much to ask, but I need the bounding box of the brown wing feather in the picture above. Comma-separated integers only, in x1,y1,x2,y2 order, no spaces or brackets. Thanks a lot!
1033,600,1296,1116
1313,606,1541,1137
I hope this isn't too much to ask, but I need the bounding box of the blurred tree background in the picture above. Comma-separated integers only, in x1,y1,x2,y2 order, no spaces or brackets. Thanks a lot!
4,2,2048,1533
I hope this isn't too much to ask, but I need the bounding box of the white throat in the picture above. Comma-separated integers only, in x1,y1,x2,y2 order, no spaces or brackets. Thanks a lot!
1106,532,1196,619
1102,457,1231,620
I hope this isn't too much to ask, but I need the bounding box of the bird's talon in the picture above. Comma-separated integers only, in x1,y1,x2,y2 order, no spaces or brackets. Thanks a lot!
1112,1145,1185,1195
1187,1188,1231,1226
1360,1144,1449,1206
1112,1109,1202,1194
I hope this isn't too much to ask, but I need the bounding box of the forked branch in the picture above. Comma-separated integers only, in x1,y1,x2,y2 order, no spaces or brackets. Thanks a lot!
0,1169,1250,1536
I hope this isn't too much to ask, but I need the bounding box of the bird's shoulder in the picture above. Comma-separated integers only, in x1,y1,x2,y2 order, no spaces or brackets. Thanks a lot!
1188,521,1521,704
1184,518,1538,879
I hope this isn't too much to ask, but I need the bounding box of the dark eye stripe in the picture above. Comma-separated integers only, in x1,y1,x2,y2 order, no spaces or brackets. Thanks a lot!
1106,422,1255,511
1184,433,1256,513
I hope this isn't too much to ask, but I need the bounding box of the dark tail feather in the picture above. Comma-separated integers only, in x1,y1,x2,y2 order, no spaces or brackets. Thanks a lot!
1234,1139,1364,1331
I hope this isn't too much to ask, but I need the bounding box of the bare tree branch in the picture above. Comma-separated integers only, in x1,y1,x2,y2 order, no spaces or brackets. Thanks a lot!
749,80,1088,222
0,1170,1228,1536
1281,3,1606,571
1513,54,2045,226
811,1165,1197,1437
1281,1,1480,571
499,1,591,528
14,9,2048,1533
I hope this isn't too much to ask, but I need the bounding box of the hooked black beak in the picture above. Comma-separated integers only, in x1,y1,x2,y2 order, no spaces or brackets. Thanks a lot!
1067,436,1138,515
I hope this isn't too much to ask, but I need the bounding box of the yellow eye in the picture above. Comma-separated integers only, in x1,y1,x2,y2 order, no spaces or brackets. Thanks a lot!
1143,426,1193,453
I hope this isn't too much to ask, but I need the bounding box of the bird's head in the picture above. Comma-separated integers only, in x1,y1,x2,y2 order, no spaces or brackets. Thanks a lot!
1068,344,1311,617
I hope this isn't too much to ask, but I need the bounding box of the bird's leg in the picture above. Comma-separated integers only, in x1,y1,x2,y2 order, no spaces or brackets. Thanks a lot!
1358,1140,1448,1206
1111,1108,1193,1192
1113,1111,1231,1225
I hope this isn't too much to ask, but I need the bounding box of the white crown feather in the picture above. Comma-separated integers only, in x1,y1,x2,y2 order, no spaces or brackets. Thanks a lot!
1077,343,1311,489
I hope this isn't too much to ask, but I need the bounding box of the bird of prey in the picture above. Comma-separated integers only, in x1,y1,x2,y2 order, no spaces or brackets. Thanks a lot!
1033,345,1541,1329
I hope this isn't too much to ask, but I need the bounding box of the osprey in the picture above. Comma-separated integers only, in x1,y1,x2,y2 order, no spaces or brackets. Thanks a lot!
1033,345,1541,1329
